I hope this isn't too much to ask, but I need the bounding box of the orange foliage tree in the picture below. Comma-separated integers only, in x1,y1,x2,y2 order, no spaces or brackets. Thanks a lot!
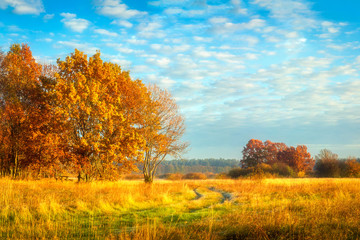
345,157,360,177
241,139,267,168
0,44,53,177
277,145,314,173
54,49,149,181
141,84,188,183
0,44,188,181
242,139,287,168
242,139,314,174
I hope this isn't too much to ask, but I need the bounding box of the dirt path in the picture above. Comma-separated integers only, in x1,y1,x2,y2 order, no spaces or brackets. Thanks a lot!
190,186,235,208
193,187,203,200
207,187,235,203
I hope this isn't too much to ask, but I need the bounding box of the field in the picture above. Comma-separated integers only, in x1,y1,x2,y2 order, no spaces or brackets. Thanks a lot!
1,178,360,239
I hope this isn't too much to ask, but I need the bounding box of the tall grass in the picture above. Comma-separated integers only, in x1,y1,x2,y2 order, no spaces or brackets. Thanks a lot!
1,178,360,239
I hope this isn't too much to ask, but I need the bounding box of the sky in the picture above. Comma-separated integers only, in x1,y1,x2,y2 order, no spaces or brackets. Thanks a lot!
0,0,360,160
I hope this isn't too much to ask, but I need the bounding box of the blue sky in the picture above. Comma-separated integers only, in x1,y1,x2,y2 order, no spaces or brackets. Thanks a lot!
1,0,360,159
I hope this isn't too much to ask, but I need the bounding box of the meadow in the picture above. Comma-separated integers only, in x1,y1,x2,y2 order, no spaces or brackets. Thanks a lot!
1,178,360,239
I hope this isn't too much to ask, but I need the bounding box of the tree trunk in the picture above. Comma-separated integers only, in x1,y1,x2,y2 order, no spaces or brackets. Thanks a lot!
144,174,153,184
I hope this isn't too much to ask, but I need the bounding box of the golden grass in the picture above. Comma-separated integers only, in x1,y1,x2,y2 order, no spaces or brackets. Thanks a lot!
1,178,360,239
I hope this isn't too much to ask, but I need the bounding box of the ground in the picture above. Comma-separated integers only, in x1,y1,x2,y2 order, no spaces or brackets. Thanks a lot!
1,178,360,239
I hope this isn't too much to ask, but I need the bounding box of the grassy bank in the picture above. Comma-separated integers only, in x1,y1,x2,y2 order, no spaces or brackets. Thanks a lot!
1,178,360,239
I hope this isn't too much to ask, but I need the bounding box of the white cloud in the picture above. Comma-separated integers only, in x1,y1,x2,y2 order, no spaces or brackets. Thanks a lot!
110,58,131,68
137,20,165,38
209,17,228,24
146,57,171,68
94,28,118,37
145,74,176,89
43,13,54,21
243,36,259,46
106,43,143,54
56,41,98,55
127,37,147,45
7,25,22,31
193,36,212,42
193,46,212,58
231,0,248,15
0,0,44,15
164,7,205,17
37,38,52,42
244,53,258,60
285,31,298,38
95,0,146,19
164,7,182,15
327,27,338,34
60,13,90,33
111,19,133,28
148,0,191,7
252,0,316,30
211,18,266,34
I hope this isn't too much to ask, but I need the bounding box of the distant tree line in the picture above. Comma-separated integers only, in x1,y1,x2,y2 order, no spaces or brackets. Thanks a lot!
136,158,238,175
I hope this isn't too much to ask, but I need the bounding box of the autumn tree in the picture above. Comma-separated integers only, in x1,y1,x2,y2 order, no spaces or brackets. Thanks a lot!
27,64,68,178
141,84,188,183
241,139,287,168
345,157,360,177
54,49,149,181
277,145,314,174
264,140,287,164
0,44,53,177
241,139,267,168
241,139,314,176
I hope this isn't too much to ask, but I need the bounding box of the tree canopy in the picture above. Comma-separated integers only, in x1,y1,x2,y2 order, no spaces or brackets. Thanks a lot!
241,139,315,175
0,44,187,182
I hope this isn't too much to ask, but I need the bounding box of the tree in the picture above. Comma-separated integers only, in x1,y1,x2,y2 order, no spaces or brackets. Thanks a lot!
277,145,314,174
264,140,287,164
241,139,267,168
314,149,340,177
54,49,149,181
345,157,360,177
141,84,188,183
0,44,51,177
241,139,287,168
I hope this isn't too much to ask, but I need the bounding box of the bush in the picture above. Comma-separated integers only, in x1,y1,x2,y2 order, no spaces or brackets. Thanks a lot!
124,174,143,180
271,162,296,177
228,163,297,179
345,159,360,177
314,159,341,177
183,172,207,180
228,167,252,179
161,173,184,180
216,173,231,179
205,172,216,179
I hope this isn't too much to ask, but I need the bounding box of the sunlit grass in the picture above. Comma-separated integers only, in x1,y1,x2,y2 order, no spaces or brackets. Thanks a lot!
1,178,360,239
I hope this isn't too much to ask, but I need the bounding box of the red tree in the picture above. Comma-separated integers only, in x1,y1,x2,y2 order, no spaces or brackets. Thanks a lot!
242,139,288,168
277,145,314,173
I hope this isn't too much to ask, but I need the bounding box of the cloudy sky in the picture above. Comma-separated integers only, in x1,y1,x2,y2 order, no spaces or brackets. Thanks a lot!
1,0,360,159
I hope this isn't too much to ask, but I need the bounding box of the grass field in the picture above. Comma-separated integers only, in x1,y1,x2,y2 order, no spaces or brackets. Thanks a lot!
1,178,360,239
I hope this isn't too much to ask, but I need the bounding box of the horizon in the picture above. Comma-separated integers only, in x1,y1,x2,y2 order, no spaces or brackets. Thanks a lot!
1,0,360,159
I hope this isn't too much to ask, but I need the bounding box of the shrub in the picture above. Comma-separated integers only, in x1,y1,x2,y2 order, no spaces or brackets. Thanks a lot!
216,173,231,179
228,167,252,179
183,172,207,180
345,159,360,177
314,159,341,177
161,173,184,180
271,162,296,177
205,172,216,179
124,174,143,180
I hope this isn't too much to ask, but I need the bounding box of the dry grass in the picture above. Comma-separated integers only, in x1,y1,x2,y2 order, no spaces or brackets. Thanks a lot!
1,178,360,239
